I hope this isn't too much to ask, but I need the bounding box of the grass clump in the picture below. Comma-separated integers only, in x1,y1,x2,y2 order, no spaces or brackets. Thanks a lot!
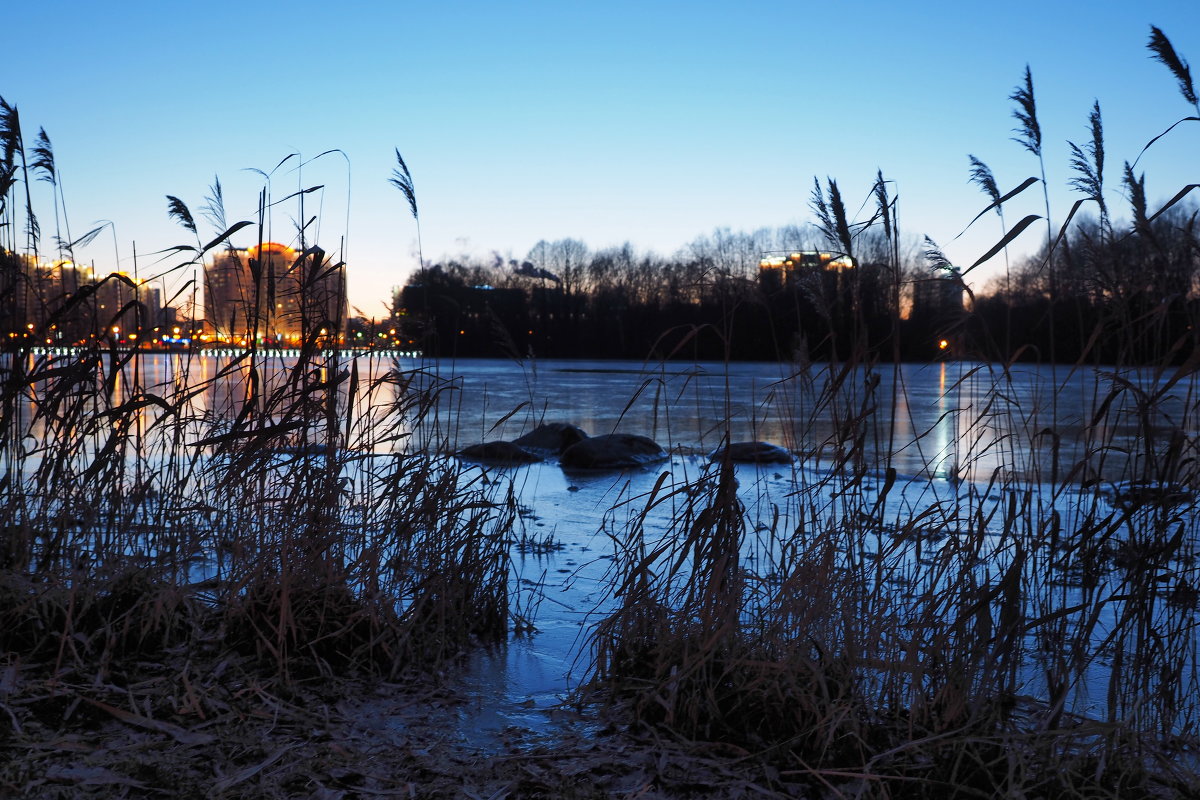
0,133,516,696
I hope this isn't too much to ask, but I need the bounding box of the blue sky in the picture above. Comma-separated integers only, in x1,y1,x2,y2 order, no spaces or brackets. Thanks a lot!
6,1,1199,315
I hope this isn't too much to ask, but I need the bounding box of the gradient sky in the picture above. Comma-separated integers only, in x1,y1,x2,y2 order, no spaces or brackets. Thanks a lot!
6,1,1199,316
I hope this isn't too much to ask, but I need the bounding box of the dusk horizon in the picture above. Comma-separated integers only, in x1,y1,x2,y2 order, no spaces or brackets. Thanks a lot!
5,1,1197,315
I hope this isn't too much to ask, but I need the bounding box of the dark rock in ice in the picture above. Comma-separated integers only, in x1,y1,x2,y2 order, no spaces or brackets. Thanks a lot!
709,441,794,464
513,422,589,455
560,433,667,470
456,441,542,465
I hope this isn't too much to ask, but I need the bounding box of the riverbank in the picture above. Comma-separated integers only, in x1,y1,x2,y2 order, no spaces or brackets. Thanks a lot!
0,619,815,799
4,603,1194,799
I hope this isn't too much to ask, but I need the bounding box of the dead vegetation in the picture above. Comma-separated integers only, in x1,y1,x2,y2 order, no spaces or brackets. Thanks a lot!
580,26,1200,799
2,24,1200,799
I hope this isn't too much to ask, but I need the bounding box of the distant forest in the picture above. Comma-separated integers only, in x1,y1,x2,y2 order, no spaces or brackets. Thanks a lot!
394,207,1199,365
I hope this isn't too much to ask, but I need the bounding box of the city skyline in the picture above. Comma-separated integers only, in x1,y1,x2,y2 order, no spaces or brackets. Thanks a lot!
5,1,1198,315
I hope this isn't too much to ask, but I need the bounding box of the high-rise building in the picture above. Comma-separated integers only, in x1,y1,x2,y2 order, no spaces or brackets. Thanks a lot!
0,252,169,344
204,243,347,344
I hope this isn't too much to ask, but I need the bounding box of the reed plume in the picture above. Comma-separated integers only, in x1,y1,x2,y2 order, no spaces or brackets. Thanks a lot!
201,175,228,232
0,97,39,257
923,235,954,273
1148,25,1199,112
810,177,854,260
1067,100,1108,232
1010,66,1042,157
1123,161,1152,241
967,155,1001,209
30,128,54,185
872,169,895,241
165,195,198,235
389,147,424,268
66,223,109,250
389,148,418,222
0,97,20,167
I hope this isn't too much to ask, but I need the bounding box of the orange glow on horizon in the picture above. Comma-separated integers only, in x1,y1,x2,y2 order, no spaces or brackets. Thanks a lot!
246,242,294,257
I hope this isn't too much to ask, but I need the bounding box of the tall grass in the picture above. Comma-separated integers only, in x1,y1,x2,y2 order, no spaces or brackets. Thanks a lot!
0,24,1198,798
583,26,1200,797
0,144,513,689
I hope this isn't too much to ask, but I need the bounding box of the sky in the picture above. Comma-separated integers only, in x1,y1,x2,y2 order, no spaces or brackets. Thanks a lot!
5,1,1199,317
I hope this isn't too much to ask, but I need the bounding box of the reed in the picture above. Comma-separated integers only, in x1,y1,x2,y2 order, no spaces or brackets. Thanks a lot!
0,24,1198,798
582,26,1200,798
0,143,514,695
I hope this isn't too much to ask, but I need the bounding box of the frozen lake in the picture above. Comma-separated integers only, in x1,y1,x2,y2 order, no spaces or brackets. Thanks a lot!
8,351,1199,747
360,356,1199,746
47,350,1193,480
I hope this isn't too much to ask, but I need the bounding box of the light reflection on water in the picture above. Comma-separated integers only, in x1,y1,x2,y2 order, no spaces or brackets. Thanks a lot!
14,352,1195,483
402,357,1197,484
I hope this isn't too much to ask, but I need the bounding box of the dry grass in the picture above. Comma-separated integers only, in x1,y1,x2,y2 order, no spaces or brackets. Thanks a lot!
581,27,1200,798
2,26,1200,797
0,130,533,790
583,359,1199,797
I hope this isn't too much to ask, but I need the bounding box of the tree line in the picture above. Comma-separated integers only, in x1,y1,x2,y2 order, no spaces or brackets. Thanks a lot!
392,227,938,362
968,205,1199,366
393,204,1198,365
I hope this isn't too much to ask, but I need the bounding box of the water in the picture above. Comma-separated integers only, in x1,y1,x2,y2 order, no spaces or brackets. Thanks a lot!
7,351,1199,746
24,351,1191,476
369,357,1196,747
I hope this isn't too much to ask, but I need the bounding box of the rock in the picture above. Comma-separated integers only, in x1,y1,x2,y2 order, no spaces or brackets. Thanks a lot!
513,422,589,455
709,441,793,464
560,433,666,470
456,441,542,465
